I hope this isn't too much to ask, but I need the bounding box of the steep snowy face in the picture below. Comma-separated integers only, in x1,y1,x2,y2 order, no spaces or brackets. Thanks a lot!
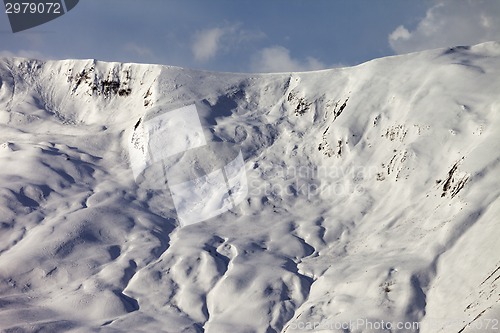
0,42,499,333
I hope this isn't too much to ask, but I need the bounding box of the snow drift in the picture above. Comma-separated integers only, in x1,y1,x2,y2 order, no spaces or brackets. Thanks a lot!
0,42,499,332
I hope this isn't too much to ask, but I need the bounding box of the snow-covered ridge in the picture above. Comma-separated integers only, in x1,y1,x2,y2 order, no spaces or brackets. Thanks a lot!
0,42,499,332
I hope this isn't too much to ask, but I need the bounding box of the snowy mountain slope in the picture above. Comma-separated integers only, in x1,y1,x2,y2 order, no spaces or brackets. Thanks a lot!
0,42,499,332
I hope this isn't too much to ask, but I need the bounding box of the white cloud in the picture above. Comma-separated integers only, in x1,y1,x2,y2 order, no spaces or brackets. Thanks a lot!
124,43,156,59
389,26,411,42
191,24,265,63
192,27,226,62
389,0,500,54
251,46,326,73
0,50,47,60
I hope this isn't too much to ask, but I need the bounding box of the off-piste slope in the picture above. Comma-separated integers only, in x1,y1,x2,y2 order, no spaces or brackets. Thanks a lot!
0,42,499,333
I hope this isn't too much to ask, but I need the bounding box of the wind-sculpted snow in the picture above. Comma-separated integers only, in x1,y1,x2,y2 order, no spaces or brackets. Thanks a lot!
0,42,499,332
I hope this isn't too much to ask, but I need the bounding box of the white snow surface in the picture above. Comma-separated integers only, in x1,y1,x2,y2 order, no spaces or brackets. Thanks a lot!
0,42,499,332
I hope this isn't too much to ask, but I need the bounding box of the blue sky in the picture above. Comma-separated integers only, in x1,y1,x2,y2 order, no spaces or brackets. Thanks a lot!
1,0,499,72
